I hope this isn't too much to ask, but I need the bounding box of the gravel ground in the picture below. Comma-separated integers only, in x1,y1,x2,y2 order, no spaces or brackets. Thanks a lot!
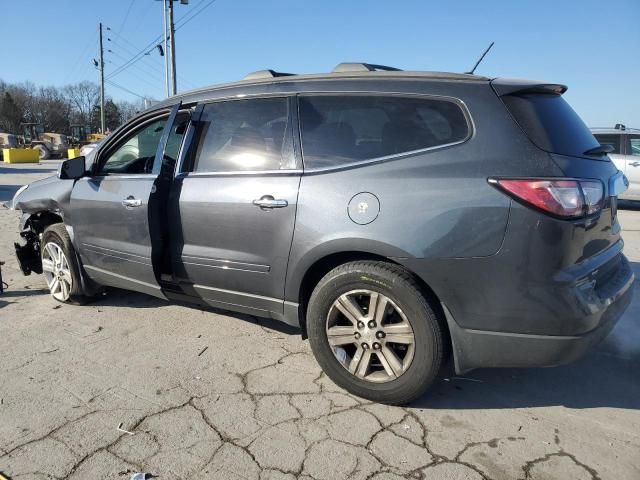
0,161,639,480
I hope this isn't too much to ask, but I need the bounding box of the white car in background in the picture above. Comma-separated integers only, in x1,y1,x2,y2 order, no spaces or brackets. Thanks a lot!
592,125,640,201
79,142,99,156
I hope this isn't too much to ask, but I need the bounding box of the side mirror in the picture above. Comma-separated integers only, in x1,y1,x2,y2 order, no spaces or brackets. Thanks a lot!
59,156,86,180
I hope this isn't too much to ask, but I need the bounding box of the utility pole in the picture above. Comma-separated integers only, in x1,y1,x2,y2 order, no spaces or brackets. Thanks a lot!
162,0,170,97
159,0,187,97
98,22,106,134
168,0,177,96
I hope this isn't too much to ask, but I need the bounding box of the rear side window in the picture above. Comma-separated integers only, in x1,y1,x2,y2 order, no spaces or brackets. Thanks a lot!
192,97,294,172
501,93,600,158
593,134,621,154
627,136,640,156
299,95,469,168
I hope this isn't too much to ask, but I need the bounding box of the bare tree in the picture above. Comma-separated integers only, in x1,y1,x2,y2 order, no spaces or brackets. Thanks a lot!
0,78,154,135
63,81,99,125
116,98,146,125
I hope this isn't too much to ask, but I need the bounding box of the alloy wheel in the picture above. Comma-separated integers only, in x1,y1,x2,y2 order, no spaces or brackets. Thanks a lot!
42,242,73,301
326,289,416,383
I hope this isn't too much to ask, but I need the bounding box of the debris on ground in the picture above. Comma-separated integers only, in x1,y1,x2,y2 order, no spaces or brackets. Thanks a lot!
117,422,135,435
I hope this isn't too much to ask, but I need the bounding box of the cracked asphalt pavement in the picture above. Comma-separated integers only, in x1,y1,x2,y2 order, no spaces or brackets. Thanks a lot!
1,162,639,480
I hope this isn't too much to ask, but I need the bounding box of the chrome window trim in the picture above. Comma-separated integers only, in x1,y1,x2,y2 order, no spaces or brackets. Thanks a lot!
176,169,302,179
83,174,158,181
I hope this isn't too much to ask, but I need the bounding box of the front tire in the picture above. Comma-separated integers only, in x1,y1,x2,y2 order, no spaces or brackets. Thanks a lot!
33,144,50,160
41,224,90,304
306,261,444,405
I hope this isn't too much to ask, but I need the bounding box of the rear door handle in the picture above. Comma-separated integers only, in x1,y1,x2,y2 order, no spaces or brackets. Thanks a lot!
253,195,288,209
122,196,142,208
630,161,640,167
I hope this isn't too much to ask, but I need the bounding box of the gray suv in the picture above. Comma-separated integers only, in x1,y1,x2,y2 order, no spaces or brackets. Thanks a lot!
10,63,634,404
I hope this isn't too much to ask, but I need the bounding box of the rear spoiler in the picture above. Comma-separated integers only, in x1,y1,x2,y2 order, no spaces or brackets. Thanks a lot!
491,78,568,96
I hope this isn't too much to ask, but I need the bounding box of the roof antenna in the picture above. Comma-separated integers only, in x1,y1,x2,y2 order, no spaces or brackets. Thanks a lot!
466,41,495,75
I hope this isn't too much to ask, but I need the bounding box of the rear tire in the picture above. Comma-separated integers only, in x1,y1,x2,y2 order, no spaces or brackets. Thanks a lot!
306,261,444,405
33,144,50,160
41,223,90,305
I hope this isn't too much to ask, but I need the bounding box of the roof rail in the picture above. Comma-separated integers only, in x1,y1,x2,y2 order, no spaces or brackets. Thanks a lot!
331,62,402,73
243,69,295,81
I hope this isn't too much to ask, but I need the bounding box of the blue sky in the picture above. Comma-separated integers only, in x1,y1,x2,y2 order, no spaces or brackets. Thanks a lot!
2,0,639,126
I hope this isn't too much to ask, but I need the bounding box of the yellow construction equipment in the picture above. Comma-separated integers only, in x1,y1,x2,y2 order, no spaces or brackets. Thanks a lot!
70,125,106,148
20,123,69,160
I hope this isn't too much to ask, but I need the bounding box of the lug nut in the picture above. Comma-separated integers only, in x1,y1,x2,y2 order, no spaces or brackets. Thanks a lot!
376,331,386,339
354,332,361,339
368,320,376,328
357,321,365,329
362,343,370,350
372,342,381,350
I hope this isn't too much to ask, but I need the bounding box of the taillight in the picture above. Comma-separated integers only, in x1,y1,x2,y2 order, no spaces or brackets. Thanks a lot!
489,178,604,218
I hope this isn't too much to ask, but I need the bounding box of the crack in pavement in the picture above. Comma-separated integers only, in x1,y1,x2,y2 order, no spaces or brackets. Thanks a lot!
0,351,612,480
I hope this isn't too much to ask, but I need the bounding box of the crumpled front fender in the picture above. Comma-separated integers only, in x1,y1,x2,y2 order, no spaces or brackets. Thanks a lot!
11,175,73,217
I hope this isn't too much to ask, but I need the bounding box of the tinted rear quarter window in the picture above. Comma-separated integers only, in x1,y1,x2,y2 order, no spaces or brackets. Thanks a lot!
501,93,600,158
299,95,469,168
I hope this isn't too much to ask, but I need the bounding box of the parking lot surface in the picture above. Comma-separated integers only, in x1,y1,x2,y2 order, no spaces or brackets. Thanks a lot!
0,162,639,480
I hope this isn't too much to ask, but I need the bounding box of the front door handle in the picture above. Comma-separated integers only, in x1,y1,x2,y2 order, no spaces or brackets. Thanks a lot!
253,195,288,209
630,161,640,167
122,196,142,208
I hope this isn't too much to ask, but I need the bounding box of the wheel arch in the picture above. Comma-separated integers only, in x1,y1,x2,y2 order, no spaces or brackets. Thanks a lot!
292,246,449,350
21,210,64,234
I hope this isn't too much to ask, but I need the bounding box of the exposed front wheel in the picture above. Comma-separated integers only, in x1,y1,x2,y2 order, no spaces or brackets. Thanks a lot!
307,261,445,405
41,224,90,304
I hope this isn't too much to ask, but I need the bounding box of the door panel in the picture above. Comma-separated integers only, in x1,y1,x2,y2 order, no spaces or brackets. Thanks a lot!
624,135,640,200
170,96,300,315
171,174,300,314
70,105,181,297
71,175,162,296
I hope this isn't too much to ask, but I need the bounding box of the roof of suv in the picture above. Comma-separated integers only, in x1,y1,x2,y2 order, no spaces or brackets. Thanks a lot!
153,62,493,108
151,62,568,112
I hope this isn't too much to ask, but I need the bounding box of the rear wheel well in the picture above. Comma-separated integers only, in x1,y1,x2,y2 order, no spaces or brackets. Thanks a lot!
297,252,449,352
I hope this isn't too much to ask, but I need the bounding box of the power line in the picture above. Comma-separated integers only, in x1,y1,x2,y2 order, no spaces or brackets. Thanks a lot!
108,34,197,88
106,0,218,83
107,50,165,91
106,27,164,80
175,0,218,32
105,79,147,100
107,42,166,80
63,28,98,84
117,0,137,35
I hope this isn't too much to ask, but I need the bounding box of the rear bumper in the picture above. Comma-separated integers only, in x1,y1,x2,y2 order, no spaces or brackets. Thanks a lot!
443,254,634,373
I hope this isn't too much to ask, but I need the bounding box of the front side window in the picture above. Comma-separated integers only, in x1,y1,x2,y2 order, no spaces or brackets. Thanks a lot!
192,97,293,172
299,95,469,169
627,135,640,156
593,134,621,154
99,118,167,174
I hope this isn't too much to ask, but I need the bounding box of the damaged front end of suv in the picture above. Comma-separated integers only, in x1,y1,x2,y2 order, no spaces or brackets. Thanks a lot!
10,171,75,277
